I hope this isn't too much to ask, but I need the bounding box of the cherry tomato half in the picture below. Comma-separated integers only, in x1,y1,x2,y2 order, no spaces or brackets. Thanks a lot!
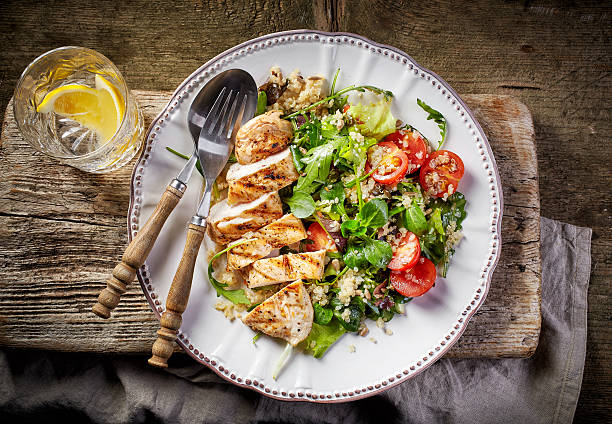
305,222,337,252
367,141,409,185
384,129,428,173
390,256,437,297
387,231,421,271
419,150,465,198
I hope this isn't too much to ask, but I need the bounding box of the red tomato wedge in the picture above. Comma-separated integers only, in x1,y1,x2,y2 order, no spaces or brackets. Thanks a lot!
305,222,337,252
388,232,421,271
366,141,409,185
384,129,428,173
390,257,437,297
419,150,465,198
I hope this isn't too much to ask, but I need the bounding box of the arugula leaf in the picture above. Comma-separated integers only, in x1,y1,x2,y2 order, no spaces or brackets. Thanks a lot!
207,242,251,305
256,91,267,116
402,201,427,235
417,98,447,150
285,191,316,218
357,199,388,229
289,145,305,173
338,129,377,172
363,238,392,268
343,243,369,269
313,303,333,325
295,142,336,193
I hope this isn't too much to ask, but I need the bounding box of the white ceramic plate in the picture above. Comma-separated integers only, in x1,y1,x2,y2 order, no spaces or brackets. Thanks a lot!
130,30,503,402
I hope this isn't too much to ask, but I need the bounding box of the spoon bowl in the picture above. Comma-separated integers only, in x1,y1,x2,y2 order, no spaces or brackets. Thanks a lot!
187,69,258,146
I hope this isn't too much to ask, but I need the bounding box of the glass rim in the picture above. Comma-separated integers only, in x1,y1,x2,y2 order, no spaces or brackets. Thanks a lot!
13,46,133,160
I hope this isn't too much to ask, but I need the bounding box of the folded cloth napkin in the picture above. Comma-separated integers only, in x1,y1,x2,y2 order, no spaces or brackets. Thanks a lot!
0,218,592,423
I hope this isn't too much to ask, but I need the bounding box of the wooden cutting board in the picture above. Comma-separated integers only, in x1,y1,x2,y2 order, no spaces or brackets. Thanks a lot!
0,91,540,358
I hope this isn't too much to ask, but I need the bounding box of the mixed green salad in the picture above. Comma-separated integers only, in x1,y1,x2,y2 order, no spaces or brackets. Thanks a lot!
271,71,467,357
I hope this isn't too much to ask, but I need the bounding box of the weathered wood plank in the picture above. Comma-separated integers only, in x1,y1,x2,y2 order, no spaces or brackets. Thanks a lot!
0,90,540,358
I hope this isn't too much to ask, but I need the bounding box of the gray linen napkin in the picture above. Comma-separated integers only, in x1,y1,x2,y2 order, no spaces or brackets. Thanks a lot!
0,217,591,423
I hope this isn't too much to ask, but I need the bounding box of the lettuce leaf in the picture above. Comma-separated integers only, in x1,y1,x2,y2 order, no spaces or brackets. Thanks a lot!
349,99,396,140
299,319,346,358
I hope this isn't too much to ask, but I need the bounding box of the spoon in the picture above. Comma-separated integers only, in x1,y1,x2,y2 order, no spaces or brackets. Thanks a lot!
92,69,257,319
149,71,257,368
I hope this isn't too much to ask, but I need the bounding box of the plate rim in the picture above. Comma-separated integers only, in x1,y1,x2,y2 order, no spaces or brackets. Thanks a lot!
128,29,504,403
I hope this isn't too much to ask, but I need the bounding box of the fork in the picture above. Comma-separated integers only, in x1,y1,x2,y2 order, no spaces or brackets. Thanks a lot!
148,89,248,368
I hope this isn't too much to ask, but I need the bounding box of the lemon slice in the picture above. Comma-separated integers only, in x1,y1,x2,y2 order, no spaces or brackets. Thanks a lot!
37,75,125,143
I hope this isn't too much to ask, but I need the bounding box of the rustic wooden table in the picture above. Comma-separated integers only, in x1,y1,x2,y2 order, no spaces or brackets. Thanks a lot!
0,0,609,421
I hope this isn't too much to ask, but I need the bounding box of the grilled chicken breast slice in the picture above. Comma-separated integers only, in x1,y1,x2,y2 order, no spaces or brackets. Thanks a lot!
226,148,299,205
234,110,293,165
246,250,326,288
226,214,307,270
207,191,283,244
242,280,313,346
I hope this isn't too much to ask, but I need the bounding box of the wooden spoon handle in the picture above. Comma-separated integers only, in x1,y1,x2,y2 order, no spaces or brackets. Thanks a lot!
92,181,186,319
149,223,206,368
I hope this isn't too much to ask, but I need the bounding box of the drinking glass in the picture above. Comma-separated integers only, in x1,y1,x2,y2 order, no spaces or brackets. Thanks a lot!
13,46,143,173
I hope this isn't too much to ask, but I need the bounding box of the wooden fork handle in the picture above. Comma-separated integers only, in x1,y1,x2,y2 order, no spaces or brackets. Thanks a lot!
92,181,186,319
149,223,206,368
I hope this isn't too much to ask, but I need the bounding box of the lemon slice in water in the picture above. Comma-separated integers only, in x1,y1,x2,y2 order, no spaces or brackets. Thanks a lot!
37,75,125,143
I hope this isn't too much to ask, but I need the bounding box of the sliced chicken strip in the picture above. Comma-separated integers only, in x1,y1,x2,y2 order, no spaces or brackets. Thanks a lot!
234,110,293,165
226,214,307,270
242,280,313,346
207,191,283,244
226,148,299,205
246,250,326,288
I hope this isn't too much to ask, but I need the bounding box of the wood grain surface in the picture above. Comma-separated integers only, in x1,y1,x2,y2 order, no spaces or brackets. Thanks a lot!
0,89,540,359
0,0,609,420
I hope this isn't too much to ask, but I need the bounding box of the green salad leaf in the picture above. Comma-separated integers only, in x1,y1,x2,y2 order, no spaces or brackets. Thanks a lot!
313,303,333,325
319,182,347,219
285,191,316,219
430,208,445,235
349,99,396,140
357,198,388,228
330,296,366,332
402,201,427,235
300,319,346,358
363,238,393,268
343,243,369,269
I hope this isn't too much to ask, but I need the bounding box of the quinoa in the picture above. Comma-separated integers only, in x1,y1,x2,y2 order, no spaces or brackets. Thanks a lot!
308,283,330,306
340,308,351,322
215,299,248,321
266,67,327,114
335,269,365,306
